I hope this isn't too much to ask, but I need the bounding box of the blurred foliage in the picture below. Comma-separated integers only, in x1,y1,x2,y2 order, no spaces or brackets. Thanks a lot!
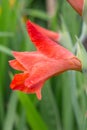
0,0,87,130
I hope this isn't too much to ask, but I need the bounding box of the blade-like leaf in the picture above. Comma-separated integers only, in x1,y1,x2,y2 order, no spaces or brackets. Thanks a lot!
3,92,18,130
18,92,48,130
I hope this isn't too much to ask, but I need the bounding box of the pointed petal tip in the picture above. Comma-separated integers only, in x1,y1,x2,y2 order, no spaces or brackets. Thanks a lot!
8,60,11,64
28,20,60,41
9,59,26,71
26,20,60,41
9,60,14,68
36,89,42,100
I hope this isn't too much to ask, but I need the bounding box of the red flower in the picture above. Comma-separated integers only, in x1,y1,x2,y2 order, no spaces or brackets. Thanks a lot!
67,0,84,16
9,20,82,100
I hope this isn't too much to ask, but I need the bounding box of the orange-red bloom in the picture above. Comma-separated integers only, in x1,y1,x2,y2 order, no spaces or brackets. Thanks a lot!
67,0,84,16
9,20,82,100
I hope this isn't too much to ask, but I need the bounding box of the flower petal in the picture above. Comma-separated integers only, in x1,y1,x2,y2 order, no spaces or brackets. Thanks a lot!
12,51,49,71
10,73,29,90
36,89,42,100
26,81,45,100
25,58,81,87
28,21,60,41
10,73,45,100
26,20,74,59
9,59,26,71
67,0,84,16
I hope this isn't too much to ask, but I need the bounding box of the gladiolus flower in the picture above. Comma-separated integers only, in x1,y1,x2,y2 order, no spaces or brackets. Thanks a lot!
67,0,84,16
9,20,82,100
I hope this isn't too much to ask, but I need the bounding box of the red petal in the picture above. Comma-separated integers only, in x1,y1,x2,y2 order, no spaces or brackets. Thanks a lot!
10,73,45,99
9,59,26,71
25,58,81,87
36,89,42,100
12,51,49,71
29,21,60,41
10,73,29,90
26,20,74,59
67,0,84,16
25,81,45,100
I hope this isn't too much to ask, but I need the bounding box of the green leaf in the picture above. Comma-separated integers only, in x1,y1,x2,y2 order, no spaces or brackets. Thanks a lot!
3,92,18,130
62,72,74,130
18,92,48,130
70,72,83,130
39,81,62,130
83,0,87,24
